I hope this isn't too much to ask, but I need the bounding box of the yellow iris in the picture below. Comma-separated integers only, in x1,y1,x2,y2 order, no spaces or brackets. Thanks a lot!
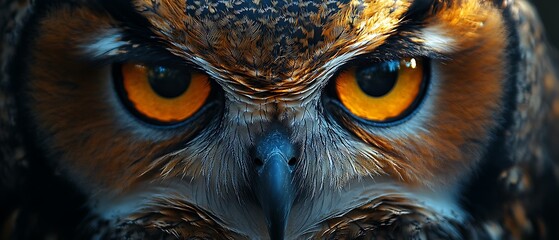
335,58,425,122
121,63,211,123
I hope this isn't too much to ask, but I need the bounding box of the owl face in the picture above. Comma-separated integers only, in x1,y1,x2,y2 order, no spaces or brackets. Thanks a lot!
18,0,510,238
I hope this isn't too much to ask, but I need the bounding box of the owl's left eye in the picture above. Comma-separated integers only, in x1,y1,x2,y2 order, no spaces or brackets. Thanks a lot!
333,58,428,123
114,63,211,124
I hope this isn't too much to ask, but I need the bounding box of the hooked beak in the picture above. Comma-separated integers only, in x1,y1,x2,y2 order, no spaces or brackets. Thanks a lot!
253,126,296,240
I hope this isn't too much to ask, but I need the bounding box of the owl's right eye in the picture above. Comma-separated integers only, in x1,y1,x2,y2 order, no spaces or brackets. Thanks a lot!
114,63,211,125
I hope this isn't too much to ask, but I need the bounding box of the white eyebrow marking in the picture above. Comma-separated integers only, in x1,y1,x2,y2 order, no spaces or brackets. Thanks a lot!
420,25,456,53
82,29,127,58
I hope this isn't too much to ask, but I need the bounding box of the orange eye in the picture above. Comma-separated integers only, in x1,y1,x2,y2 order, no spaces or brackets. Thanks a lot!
335,58,426,122
119,63,211,124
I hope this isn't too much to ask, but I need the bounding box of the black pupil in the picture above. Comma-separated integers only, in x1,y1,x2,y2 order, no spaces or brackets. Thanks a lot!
148,66,191,98
356,61,399,97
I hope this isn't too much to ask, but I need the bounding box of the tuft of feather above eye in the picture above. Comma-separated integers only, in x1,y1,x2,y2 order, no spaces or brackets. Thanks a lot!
82,29,126,58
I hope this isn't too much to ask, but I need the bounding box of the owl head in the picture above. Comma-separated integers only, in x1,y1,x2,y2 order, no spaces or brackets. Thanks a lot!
1,0,558,239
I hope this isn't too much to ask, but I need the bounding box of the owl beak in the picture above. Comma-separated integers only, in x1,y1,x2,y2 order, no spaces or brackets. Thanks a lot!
255,153,294,239
253,127,296,240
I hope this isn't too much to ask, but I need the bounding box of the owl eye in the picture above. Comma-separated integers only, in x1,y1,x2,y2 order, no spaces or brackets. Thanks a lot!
115,63,211,124
334,58,427,122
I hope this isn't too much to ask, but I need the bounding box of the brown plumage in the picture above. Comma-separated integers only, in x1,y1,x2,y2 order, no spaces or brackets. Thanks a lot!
1,0,558,239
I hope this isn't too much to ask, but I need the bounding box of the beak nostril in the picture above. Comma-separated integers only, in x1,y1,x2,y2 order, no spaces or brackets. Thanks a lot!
254,158,264,167
288,157,297,166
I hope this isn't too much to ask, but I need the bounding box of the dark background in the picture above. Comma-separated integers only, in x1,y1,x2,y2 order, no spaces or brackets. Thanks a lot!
533,0,559,48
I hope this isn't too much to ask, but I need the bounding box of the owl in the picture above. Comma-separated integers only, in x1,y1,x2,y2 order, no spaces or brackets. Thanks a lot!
1,0,558,239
